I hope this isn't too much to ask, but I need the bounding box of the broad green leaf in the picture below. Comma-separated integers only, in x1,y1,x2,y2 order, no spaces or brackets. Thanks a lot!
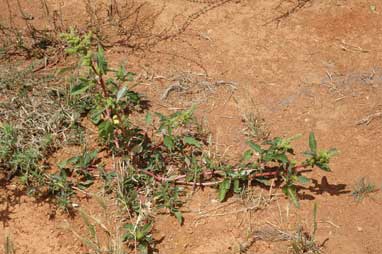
141,222,153,236
98,120,114,140
246,141,263,153
163,135,174,150
296,175,311,185
90,107,105,125
233,179,241,193
183,136,201,148
116,86,128,101
309,132,317,153
316,162,331,172
218,178,231,202
71,79,91,95
273,153,289,164
242,150,253,161
125,90,141,104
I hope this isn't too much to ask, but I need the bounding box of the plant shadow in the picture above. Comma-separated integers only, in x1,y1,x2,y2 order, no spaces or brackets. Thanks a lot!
298,176,350,201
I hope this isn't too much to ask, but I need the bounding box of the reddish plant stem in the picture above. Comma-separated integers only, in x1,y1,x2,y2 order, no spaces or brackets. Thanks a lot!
138,165,308,186
175,180,222,186
91,63,108,98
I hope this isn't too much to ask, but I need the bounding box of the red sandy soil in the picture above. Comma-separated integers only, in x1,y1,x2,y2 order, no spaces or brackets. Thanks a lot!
1,0,382,253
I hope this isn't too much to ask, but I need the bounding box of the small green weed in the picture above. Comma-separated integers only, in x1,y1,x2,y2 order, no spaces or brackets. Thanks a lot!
291,204,323,254
68,207,128,254
352,177,377,201
123,222,154,254
242,112,269,141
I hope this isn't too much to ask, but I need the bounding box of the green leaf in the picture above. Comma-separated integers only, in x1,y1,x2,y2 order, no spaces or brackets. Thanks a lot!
282,185,300,208
138,243,149,254
141,222,153,237
71,79,92,95
174,211,184,225
218,178,231,202
57,159,69,169
296,175,311,185
242,150,253,161
316,162,331,172
98,120,114,140
246,141,263,153
77,179,94,189
96,45,108,75
183,136,201,148
273,153,289,164
163,135,174,150
89,107,106,125
145,112,152,125
233,179,241,193
309,132,317,153
116,86,128,101
116,65,127,81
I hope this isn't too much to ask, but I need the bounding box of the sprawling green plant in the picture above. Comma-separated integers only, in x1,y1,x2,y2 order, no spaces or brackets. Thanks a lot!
61,29,338,253
218,132,337,207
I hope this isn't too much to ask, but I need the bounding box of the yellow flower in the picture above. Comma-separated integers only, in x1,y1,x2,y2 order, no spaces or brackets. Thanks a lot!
112,115,119,125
